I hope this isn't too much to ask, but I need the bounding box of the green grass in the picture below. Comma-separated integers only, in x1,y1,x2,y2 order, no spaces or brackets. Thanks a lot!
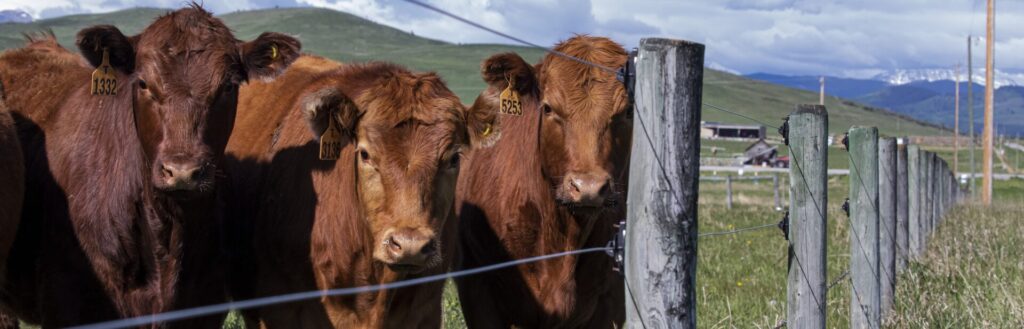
921,144,1024,175
886,200,1024,327
697,175,855,328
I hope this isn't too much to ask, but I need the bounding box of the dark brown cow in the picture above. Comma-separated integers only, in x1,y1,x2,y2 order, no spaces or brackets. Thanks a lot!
0,86,24,298
0,6,299,327
455,35,631,328
224,55,490,328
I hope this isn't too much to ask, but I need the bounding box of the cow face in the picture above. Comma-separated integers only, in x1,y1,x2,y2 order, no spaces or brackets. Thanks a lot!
300,63,490,273
474,37,631,212
538,37,631,210
77,6,300,195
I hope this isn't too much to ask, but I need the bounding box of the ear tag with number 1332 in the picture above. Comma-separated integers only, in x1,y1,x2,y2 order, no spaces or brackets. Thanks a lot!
90,47,117,96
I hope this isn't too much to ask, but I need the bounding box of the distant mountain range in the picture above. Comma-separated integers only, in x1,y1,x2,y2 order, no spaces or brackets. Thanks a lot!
748,72,1024,136
0,10,31,24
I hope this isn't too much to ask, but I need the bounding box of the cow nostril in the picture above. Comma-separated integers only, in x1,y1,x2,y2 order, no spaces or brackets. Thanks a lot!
385,236,402,251
420,240,437,255
598,180,611,196
162,166,175,178
570,178,582,193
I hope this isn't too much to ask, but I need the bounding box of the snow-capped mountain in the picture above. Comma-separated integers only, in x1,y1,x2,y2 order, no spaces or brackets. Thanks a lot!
873,68,1024,88
0,10,32,23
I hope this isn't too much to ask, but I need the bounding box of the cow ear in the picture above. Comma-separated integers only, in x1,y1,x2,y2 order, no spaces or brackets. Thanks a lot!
480,52,536,94
465,52,539,149
76,25,137,74
241,32,301,82
300,87,360,139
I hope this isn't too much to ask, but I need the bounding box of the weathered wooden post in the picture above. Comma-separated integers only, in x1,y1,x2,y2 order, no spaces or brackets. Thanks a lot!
625,37,703,329
907,145,922,259
896,142,909,271
929,153,937,237
786,105,828,329
922,152,933,247
773,174,781,210
726,175,733,209
878,138,897,315
848,126,880,329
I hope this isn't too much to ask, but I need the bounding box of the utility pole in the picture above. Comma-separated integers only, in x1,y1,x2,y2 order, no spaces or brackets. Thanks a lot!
968,35,976,198
819,76,825,105
955,63,960,176
982,0,995,204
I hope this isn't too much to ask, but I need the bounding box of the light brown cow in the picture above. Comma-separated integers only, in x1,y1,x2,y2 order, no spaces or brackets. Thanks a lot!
455,35,632,328
0,6,299,327
224,55,491,328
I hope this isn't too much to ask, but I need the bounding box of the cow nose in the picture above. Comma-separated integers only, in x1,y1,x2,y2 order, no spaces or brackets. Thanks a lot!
565,172,611,207
383,229,437,268
160,161,206,188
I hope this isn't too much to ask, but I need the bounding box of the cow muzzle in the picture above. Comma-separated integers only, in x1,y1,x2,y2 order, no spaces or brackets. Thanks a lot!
376,228,439,273
559,171,612,208
155,158,213,193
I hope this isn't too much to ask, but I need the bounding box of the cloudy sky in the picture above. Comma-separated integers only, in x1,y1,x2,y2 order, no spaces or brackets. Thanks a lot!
2,0,1022,78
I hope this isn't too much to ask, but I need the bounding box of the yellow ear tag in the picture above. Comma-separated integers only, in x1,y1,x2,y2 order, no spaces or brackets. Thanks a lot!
481,123,492,137
90,48,117,96
270,44,279,60
499,75,522,116
319,115,343,160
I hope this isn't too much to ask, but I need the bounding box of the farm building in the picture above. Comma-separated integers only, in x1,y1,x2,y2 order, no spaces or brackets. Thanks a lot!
743,139,787,167
701,121,766,140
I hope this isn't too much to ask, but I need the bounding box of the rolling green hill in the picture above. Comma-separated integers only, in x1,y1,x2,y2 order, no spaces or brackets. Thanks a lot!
0,7,947,136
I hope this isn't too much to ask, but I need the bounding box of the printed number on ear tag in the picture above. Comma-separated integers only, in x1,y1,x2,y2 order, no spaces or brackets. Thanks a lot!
319,115,343,160
90,48,117,96
499,76,522,116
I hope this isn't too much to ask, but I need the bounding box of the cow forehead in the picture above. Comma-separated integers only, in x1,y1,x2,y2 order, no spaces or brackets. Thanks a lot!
136,6,243,90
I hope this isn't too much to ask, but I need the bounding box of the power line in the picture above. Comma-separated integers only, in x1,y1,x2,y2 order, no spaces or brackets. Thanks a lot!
400,0,618,75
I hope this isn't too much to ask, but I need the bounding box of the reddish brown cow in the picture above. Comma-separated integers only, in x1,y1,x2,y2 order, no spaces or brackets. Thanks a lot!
0,6,299,327
455,35,632,328
224,55,491,328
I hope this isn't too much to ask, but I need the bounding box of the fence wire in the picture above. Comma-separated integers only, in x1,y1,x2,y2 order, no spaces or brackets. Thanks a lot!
71,247,611,329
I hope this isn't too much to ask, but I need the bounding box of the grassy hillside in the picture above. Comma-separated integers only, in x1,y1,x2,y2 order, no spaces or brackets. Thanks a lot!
0,7,947,137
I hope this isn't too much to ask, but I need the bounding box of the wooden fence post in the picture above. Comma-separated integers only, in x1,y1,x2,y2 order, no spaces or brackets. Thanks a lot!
726,175,733,209
907,145,922,259
896,142,909,271
878,138,897,316
786,105,828,329
928,153,937,238
923,152,933,247
848,126,880,329
625,37,703,329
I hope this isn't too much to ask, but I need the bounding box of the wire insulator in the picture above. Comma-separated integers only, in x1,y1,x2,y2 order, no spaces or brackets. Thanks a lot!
779,116,790,146
778,210,790,240
842,198,850,217
607,219,627,275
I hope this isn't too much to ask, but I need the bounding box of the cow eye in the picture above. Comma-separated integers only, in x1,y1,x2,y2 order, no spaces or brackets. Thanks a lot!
138,79,148,90
542,104,553,115
448,152,461,169
358,148,371,163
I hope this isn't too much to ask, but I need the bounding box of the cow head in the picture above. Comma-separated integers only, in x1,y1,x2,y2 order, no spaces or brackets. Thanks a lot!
299,63,490,273
474,36,632,212
538,36,631,210
76,5,300,195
